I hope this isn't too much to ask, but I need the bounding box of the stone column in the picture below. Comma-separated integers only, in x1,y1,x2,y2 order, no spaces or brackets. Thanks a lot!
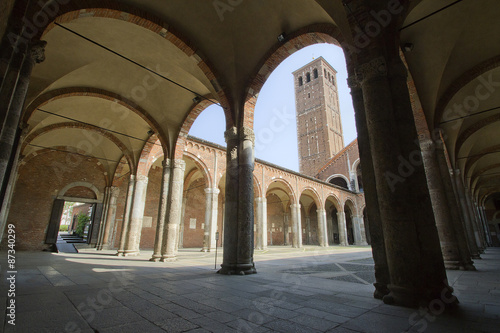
117,174,136,255
236,127,256,274
0,40,46,208
202,188,213,252
355,56,452,306
150,159,171,261
178,196,187,249
420,139,464,269
464,187,484,252
434,140,475,270
123,175,148,256
98,186,120,250
452,170,481,259
353,215,368,245
96,187,110,248
161,159,185,261
255,197,267,250
337,211,349,246
305,215,311,244
317,208,328,247
290,204,302,248
219,127,239,273
203,187,220,252
348,74,390,299
480,207,492,246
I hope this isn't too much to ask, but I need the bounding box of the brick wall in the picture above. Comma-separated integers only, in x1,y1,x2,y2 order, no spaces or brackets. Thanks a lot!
4,151,106,250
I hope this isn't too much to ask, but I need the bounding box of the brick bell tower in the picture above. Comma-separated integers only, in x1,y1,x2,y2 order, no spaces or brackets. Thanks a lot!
293,57,344,177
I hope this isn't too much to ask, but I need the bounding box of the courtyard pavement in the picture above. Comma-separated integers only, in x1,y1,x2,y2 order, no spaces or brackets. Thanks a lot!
1,245,499,332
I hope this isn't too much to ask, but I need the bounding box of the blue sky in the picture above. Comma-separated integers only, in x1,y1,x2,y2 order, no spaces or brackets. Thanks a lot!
189,44,357,172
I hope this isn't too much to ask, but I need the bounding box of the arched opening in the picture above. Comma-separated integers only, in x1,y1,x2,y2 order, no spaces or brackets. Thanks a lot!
266,180,295,246
299,188,321,245
329,176,349,190
344,204,355,245
363,208,371,245
325,196,341,245
357,163,363,192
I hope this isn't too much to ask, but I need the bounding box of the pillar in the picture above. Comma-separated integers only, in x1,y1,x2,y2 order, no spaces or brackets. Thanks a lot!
203,187,220,252
161,159,185,261
464,187,485,252
337,211,348,246
123,175,148,256
178,197,187,249
305,215,311,244
479,207,492,246
317,208,328,247
452,170,481,259
150,159,171,261
98,186,120,250
290,203,302,248
218,127,256,275
434,139,475,270
117,174,136,256
348,74,390,299
353,215,368,246
0,40,46,210
420,139,465,270
354,55,452,307
255,197,267,250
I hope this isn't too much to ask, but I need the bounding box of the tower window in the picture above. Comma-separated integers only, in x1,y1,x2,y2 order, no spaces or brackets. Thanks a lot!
308,93,310,98
298,76,303,86
328,72,331,82
313,68,318,79
324,69,327,77
306,72,311,82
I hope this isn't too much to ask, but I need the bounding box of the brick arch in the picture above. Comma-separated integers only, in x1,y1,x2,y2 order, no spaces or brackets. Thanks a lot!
112,155,131,188
455,114,500,159
19,146,111,186
242,23,343,128
23,87,169,156
59,181,102,201
325,193,342,211
434,55,500,126
299,187,322,211
33,3,231,113
174,98,223,160
265,178,297,205
183,151,212,188
22,122,135,174
343,198,358,216
253,175,262,199
464,144,500,180
137,134,164,178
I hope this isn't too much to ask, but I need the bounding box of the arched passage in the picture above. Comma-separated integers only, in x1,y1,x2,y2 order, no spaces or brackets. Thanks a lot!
265,179,296,246
299,188,321,246
325,194,342,245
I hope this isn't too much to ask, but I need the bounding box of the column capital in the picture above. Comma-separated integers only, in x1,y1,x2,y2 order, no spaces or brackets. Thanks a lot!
316,208,326,213
239,126,255,143
224,126,238,144
419,138,435,152
109,186,120,198
355,57,387,83
136,175,149,183
30,40,47,64
204,187,220,195
162,158,171,168
347,75,360,90
172,159,186,171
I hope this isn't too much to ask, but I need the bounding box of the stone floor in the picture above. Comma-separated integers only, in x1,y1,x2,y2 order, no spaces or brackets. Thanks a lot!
1,245,499,332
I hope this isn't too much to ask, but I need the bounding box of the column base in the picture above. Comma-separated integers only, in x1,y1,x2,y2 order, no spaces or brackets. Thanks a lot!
463,263,476,271
383,284,458,309
444,260,463,270
383,285,419,308
471,254,482,259
373,282,390,300
149,254,162,262
115,251,124,256
160,255,177,262
217,262,257,275
122,251,140,257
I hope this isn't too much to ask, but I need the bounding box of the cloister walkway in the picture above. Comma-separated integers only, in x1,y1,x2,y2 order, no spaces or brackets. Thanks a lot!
1,246,499,332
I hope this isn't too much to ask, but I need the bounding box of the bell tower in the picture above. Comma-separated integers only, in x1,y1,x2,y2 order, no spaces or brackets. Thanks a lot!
293,57,344,177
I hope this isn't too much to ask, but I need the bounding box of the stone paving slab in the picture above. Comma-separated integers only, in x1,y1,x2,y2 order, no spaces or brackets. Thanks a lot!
1,246,499,332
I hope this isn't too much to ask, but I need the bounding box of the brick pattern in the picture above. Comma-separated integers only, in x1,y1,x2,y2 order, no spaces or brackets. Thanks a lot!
5,151,107,250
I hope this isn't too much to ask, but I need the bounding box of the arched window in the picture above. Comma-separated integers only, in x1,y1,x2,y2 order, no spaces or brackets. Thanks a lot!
332,76,336,86
329,177,349,189
298,76,303,86
324,69,327,77
328,72,331,82
313,68,318,79
306,72,311,82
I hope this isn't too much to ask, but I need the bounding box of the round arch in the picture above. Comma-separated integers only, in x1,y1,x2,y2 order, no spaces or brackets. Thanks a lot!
326,174,351,190
242,24,344,128
265,178,297,205
58,181,102,201
183,151,213,188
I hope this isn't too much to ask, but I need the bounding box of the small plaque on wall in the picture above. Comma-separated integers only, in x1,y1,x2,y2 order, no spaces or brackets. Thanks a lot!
189,218,196,229
142,216,153,228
